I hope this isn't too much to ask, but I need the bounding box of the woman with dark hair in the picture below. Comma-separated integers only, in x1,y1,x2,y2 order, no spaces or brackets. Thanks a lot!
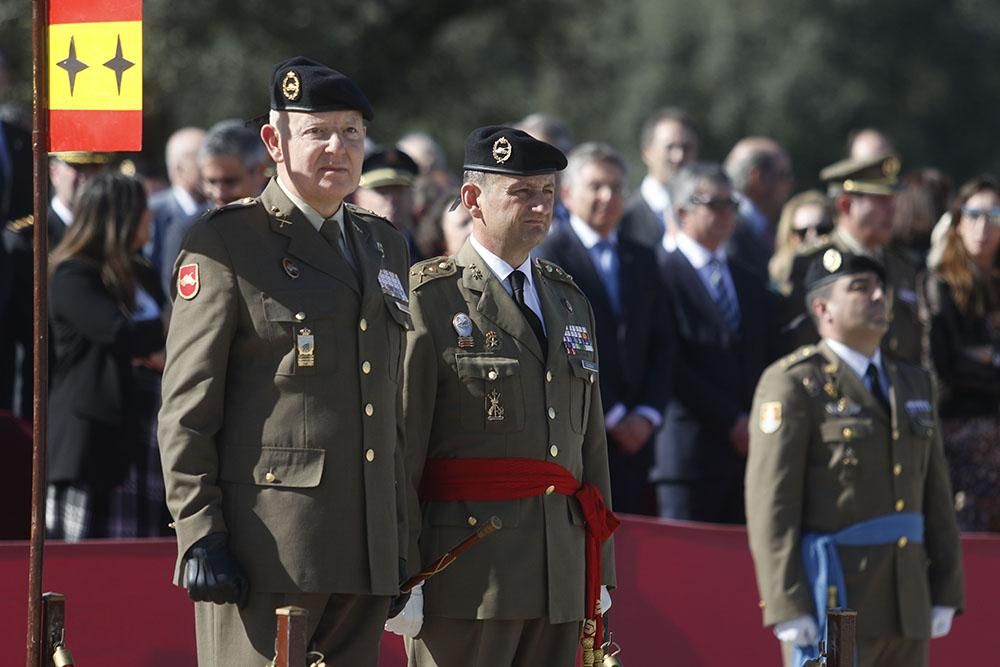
927,174,1000,531
46,172,167,540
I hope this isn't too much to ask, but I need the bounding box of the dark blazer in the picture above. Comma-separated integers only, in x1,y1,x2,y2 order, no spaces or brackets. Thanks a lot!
727,216,771,281
618,192,665,249
148,188,203,275
926,274,1000,418
47,258,165,487
652,248,771,483
536,223,673,419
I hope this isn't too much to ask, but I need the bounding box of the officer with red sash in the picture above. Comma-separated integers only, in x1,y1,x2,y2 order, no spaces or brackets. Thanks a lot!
389,126,617,666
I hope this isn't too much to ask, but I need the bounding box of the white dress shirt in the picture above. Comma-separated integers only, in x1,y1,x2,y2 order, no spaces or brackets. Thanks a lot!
469,234,546,333
51,197,73,226
824,338,890,399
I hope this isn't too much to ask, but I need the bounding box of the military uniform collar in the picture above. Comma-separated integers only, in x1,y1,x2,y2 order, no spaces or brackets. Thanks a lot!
834,227,882,261
824,337,884,383
468,234,536,291
273,176,344,233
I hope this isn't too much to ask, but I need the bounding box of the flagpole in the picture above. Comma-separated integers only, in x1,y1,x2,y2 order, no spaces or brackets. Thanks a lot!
27,0,50,663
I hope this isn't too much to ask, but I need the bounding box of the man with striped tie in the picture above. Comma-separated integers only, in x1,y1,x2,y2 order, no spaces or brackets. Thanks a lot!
652,162,773,523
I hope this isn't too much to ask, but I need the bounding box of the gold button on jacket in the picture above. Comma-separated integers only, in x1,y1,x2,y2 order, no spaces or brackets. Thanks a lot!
402,242,615,625
159,180,412,597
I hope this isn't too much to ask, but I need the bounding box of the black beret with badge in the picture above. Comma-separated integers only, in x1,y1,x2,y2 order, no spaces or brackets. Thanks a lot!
804,248,887,299
359,148,419,189
463,125,567,176
270,56,373,120
820,153,902,196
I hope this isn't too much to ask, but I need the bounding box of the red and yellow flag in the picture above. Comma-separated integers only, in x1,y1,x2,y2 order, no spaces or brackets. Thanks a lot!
48,0,142,151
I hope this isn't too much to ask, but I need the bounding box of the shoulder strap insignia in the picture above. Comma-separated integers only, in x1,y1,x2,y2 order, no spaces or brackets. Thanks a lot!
410,256,456,288
779,344,821,369
534,257,576,284
345,202,392,226
5,214,34,232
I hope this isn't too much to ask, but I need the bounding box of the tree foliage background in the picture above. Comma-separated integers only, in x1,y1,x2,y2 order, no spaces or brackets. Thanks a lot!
1,0,998,188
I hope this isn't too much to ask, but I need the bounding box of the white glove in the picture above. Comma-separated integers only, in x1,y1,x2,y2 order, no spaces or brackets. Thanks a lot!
385,583,423,637
931,606,955,639
600,585,612,613
774,615,819,647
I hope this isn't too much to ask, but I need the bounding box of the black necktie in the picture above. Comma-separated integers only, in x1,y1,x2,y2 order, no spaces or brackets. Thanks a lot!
865,363,891,414
509,270,547,353
319,218,359,279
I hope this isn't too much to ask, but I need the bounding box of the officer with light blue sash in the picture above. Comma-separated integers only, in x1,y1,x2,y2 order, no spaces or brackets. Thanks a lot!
746,249,964,667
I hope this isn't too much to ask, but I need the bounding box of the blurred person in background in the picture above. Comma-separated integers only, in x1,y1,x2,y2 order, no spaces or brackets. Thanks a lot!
847,127,897,161
620,107,699,250
413,190,472,259
891,170,938,268
146,127,207,275
926,175,1000,532
353,147,422,261
397,131,454,190
769,190,834,291
46,172,166,541
159,119,269,294
724,136,795,277
2,151,111,418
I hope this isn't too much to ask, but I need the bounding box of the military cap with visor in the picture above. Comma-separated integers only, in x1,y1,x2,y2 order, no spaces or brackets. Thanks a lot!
463,125,567,176
270,56,373,120
804,248,887,304
359,148,419,189
50,151,112,165
820,153,902,196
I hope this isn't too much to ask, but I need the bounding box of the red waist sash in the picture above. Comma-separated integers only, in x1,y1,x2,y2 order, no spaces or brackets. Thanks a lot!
419,457,619,643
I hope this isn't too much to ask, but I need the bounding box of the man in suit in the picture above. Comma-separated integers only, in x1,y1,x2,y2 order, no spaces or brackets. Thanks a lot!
158,57,410,666
746,251,964,667
159,119,269,295
389,126,616,666
619,107,699,251
776,154,922,364
536,141,672,515
652,162,771,524
2,151,110,416
723,137,795,278
146,126,207,274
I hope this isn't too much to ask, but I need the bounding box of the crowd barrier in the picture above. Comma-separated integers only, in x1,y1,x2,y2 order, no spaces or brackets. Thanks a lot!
1,516,998,665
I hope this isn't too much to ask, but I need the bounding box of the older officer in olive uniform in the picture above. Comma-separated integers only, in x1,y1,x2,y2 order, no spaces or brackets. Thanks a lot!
158,57,410,666
746,250,964,667
389,127,617,667
775,155,923,364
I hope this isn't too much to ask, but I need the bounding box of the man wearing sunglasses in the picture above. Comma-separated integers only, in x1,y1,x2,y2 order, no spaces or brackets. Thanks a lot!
652,162,772,523
777,154,922,365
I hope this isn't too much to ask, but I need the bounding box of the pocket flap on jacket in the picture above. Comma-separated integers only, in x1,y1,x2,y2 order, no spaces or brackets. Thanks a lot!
219,446,325,488
383,294,413,330
820,419,872,443
455,355,520,379
262,291,339,322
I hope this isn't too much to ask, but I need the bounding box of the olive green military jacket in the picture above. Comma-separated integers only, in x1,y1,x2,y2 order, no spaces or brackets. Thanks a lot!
778,231,923,364
746,342,964,639
158,179,409,596
402,241,616,624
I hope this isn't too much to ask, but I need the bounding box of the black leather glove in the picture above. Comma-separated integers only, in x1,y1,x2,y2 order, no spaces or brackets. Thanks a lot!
182,532,250,608
387,558,411,619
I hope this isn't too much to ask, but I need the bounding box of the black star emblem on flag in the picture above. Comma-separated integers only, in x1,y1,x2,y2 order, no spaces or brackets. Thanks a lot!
56,36,88,96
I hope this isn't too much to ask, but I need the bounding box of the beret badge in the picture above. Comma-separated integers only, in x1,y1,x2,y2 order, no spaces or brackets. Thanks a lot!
281,71,301,102
822,249,843,273
492,137,512,164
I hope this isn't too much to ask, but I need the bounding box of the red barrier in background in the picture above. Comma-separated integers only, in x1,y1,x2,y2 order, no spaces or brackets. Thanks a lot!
1,517,998,665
